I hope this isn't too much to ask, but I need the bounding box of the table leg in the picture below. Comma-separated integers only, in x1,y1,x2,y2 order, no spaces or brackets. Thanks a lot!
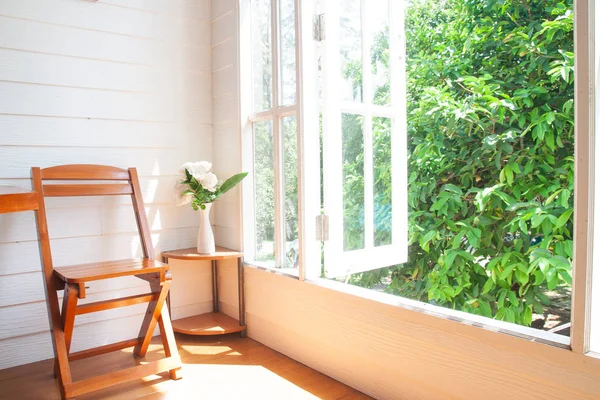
238,257,246,338
162,256,171,315
212,259,219,312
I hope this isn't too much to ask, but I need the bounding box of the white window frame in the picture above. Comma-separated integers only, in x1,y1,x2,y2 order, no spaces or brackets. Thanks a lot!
320,0,408,278
241,0,320,274
572,0,595,355
239,0,600,353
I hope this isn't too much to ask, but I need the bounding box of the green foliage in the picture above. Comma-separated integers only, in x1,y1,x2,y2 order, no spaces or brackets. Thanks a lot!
345,0,574,326
182,169,248,211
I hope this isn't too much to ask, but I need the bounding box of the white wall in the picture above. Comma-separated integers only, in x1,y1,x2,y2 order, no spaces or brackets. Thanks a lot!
211,0,243,251
0,0,213,370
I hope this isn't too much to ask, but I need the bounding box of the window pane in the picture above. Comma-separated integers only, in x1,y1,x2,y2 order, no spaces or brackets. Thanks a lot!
342,113,365,251
282,116,299,268
251,0,272,112
279,0,297,106
370,1,390,106
373,117,392,246
339,0,362,103
253,121,275,266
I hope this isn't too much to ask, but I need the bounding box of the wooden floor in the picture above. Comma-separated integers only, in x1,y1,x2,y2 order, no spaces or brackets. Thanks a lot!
0,333,371,400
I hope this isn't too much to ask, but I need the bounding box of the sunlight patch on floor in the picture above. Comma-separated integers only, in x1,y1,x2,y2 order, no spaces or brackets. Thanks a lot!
148,364,321,400
180,345,234,356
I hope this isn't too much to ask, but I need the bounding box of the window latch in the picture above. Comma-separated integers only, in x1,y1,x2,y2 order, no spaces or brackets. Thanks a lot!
313,14,325,42
316,214,329,242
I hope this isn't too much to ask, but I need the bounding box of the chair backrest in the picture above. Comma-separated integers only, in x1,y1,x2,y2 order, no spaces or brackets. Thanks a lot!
0,187,39,214
32,165,154,282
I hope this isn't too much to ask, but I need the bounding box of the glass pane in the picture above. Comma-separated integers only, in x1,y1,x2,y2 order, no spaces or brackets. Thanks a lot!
251,0,272,112
342,113,365,251
282,116,299,268
370,0,390,106
279,0,297,106
339,0,362,103
253,120,275,266
373,117,392,246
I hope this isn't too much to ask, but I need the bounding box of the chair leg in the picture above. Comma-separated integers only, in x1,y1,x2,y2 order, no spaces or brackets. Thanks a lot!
157,302,183,380
54,283,79,379
43,282,74,400
133,278,170,358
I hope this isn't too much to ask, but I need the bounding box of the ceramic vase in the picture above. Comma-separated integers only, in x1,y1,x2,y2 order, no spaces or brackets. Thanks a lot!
197,203,215,254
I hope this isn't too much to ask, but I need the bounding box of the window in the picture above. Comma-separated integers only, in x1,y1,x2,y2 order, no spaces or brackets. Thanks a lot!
243,0,300,273
242,0,600,350
319,0,408,278
243,0,407,277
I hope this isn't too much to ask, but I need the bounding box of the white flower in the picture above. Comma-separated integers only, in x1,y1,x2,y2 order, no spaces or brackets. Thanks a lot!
199,172,218,192
174,181,193,207
180,161,212,181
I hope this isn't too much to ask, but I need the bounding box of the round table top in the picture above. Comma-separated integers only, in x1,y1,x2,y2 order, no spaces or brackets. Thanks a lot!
161,247,243,261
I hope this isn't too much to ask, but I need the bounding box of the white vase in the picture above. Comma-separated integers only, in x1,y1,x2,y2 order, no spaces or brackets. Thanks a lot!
197,203,215,254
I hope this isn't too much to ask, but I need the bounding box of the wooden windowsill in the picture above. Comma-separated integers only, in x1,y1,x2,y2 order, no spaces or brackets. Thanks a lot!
243,262,571,349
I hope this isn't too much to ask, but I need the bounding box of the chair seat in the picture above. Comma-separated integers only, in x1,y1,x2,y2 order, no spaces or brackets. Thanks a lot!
54,258,169,283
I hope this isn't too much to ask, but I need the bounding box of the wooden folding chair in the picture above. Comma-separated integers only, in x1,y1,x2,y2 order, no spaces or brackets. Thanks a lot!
31,165,182,400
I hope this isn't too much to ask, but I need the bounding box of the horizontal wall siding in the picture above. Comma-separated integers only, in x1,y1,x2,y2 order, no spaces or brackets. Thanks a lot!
211,0,242,251
0,0,212,370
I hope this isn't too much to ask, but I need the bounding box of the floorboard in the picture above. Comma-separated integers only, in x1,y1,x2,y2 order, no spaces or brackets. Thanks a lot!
0,333,372,399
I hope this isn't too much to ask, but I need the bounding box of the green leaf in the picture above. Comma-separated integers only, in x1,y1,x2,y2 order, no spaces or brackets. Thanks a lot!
508,291,519,307
217,172,248,197
549,255,571,270
499,264,516,280
556,209,573,228
482,278,494,294
515,269,529,285
479,301,493,318
420,231,437,252
558,269,572,285
523,306,533,326
519,219,528,233
531,214,546,228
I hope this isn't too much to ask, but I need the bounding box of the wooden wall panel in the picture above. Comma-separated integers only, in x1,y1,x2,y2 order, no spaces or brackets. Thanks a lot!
0,206,102,243
244,267,600,400
212,0,235,21
0,0,213,370
0,227,198,277
0,49,210,95
0,145,207,179
212,40,236,73
0,82,210,122
0,17,210,70
101,0,211,18
0,0,211,43
0,115,210,149
211,0,243,252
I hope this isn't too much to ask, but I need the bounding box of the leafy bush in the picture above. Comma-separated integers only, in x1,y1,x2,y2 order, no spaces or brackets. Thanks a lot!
345,0,574,326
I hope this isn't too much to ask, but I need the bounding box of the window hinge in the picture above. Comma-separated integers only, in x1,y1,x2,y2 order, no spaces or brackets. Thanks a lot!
313,14,325,42
316,214,329,242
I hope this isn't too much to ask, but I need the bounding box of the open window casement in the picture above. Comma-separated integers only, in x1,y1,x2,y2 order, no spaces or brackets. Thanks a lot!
320,0,408,278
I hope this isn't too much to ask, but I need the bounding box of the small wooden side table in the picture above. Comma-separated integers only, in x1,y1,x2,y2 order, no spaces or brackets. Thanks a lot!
161,247,246,338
